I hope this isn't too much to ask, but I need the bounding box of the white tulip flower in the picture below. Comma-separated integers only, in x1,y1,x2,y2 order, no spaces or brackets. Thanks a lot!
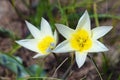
16,18,58,58
53,10,112,68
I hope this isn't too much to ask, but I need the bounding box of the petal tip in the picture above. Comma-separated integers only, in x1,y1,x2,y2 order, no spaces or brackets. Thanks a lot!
15,40,20,44
41,17,48,26
104,47,109,51
25,20,27,23
104,26,113,31
33,56,38,58
33,54,42,58
41,17,45,21
109,26,113,30
75,52,87,68
76,59,85,68
84,10,89,16
85,10,88,14
25,20,29,25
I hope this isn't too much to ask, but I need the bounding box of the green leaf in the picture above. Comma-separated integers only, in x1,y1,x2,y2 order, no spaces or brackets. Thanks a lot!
30,0,47,26
0,27,16,39
16,77,27,80
0,53,29,78
27,64,45,77
27,77,62,80
118,75,120,80
15,56,23,64
30,0,55,30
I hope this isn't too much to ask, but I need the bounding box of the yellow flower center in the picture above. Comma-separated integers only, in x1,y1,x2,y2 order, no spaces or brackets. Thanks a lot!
37,36,55,54
70,29,92,52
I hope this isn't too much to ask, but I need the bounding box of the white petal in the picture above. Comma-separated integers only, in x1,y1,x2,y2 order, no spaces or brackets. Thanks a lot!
54,30,58,45
25,21,41,39
41,18,53,36
88,40,108,52
55,24,74,39
53,40,74,53
16,39,40,53
76,10,91,31
75,52,87,68
33,53,44,58
92,26,113,40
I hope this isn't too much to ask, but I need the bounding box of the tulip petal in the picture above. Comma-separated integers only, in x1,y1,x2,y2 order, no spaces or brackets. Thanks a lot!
41,18,53,36
75,52,87,68
76,10,91,31
88,40,108,52
16,39,40,53
25,21,42,39
55,24,74,39
92,26,113,40
33,53,44,58
53,40,74,53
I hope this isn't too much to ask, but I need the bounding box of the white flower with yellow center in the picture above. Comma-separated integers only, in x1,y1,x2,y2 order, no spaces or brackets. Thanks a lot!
53,11,112,68
16,18,58,58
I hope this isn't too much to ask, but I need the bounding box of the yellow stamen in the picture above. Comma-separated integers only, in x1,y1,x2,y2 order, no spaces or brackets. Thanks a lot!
37,36,55,54
70,29,92,52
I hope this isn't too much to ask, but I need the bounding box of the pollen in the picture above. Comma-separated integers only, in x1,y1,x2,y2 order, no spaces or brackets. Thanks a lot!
37,36,55,54
70,29,92,52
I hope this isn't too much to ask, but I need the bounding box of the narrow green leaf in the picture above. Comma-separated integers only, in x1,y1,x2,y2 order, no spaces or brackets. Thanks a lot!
27,64,45,77
0,53,29,78
0,27,16,39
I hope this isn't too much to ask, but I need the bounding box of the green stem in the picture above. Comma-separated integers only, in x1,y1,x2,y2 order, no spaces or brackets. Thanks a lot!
62,57,75,80
94,14,120,20
88,55,103,80
52,53,59,64
52,57,68,77
27,77,62,80
9,0,23,18
93,1,109,74
102,52,109,73
57,0,68,25
70,52,74,65
93,2,99,27
10,35,31,55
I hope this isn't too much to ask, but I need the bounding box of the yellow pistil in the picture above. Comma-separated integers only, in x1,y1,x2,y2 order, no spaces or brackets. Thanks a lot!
70,29,92,52
37,36,55,54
